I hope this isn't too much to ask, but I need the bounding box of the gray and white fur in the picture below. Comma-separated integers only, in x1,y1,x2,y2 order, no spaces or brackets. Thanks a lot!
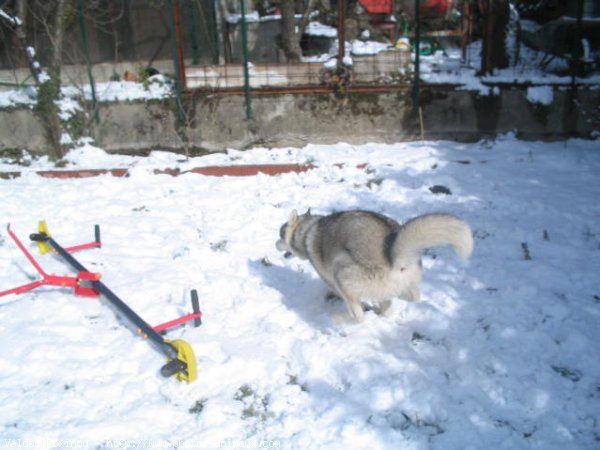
276,209,474,321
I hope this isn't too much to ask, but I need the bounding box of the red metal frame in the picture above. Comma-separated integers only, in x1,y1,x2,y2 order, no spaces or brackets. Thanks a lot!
153,313,201,333
0,224,202,333
0,225,102,298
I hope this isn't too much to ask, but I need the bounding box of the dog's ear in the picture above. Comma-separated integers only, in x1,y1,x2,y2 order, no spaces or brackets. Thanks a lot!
306,208,312,217
288,209,299,224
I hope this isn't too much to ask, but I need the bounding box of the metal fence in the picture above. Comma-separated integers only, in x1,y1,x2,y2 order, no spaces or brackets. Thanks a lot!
185,49,411,91
1,0,424,119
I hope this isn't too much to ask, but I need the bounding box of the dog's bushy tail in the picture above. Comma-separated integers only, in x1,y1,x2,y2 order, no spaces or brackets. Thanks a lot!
392,214,473,269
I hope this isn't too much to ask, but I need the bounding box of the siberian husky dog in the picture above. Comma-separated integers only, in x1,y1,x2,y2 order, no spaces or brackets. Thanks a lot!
276,209,473,321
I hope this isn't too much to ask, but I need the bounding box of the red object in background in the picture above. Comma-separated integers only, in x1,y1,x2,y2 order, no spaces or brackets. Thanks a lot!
420,0,452,17
358,0,393,14
358,0,452,17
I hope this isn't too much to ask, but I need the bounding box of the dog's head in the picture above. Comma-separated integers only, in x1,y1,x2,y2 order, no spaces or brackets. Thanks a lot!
276,209,311,259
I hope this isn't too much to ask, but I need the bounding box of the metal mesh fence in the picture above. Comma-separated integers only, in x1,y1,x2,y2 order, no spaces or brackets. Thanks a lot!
185,48,411,91
1,1,416,92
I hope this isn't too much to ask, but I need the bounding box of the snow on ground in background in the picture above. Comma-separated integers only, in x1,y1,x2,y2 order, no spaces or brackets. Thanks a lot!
527,85,554,105
78,76,173,102
225,11,261,24
351,40,392,56
419,40,600,89
305,21,338,38
1,136,599,449
0,78,172,109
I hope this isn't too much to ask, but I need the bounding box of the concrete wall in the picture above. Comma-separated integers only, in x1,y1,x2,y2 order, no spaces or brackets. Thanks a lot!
1,85,598,156
0,60,176,91
1,108,47,153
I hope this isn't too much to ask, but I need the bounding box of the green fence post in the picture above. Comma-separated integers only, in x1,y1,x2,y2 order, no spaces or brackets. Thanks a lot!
167,0,186,123
240,0,253,120
188,1,200,65
412,0,420,114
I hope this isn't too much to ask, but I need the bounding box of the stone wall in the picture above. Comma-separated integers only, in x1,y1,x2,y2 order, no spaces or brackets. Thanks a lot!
1,86,598,156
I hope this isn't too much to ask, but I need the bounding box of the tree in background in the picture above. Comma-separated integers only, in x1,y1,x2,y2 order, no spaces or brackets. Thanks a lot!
279,0,303,61
1,0,126,162
278,0,320,61
477,0,510,75
35,0,70,162
1,0,70,161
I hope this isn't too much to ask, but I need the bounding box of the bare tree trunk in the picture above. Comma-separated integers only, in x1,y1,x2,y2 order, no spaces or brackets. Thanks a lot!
298,0,318,36
36,0,69,161
478,0,510,75
16,0,27,21
14,0,32,72
280,0,302,61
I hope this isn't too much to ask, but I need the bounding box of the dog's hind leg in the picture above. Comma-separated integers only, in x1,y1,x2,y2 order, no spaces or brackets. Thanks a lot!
341,289,365,322
333,267,365,322
405,284,420,301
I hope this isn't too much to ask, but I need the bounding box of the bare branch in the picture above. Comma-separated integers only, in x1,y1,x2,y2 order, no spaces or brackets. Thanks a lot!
0,3,43,85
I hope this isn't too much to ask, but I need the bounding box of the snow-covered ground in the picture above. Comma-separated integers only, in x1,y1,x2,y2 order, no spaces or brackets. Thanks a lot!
1,135,599,449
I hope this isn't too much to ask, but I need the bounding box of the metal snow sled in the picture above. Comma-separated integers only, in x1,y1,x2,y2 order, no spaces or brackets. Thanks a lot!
0,221,202,383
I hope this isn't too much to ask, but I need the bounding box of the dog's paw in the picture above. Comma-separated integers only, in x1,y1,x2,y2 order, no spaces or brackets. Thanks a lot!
362,300,392,316
325,292,342,302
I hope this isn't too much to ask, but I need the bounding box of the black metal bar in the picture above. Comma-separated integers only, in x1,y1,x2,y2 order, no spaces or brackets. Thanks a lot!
45,235,178,360
191,289,202,327
94,224,101,245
